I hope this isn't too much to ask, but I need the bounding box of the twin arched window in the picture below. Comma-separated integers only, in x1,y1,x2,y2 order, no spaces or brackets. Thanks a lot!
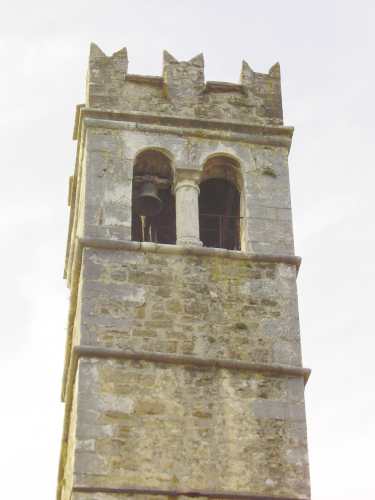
131,151,242,250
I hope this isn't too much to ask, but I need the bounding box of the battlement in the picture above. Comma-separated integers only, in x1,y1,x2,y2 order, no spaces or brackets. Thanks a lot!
86,43,283,126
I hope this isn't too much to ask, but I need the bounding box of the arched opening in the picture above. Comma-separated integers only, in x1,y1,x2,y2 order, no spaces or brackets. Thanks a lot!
131,150,176,244
199,156,242,250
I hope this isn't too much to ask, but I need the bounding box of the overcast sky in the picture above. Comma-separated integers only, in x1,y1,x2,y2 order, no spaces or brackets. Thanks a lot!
1,1,374,499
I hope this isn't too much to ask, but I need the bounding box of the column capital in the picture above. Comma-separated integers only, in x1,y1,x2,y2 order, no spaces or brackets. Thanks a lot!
175,179,200,195
175,168,201,186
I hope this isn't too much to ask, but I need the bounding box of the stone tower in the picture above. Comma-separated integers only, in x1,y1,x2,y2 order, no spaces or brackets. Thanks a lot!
58,44,311,500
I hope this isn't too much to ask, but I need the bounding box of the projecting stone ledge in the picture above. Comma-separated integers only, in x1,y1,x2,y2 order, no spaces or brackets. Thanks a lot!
78,236,301,268
72,345,311,383
73,106,294,148
73,484,310,499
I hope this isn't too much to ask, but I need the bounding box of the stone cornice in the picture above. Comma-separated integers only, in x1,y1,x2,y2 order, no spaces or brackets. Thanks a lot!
75,345,311,383
73,484,309,500
73,106,294,149
79,236,301,268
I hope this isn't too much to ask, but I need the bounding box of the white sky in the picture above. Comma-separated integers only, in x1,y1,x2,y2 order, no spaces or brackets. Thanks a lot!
1,1,374,499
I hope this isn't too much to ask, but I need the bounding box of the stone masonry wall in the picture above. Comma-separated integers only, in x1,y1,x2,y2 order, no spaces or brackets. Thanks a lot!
80,249,302,367
63,247,309,498
71,357,309,499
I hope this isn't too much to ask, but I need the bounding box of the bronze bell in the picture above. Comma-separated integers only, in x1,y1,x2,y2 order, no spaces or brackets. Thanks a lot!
133,181,162,216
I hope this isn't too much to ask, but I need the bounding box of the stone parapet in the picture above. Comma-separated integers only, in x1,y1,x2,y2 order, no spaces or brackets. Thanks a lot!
86,45,283,126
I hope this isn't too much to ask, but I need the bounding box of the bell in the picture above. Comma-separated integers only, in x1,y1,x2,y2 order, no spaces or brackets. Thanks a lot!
133,181,162,216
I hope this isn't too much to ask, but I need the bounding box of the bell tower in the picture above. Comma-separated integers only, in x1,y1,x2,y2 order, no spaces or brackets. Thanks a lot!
58,44,311,500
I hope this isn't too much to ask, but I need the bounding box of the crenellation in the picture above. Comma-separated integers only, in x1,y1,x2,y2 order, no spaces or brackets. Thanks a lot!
162,51,205,101
87,44,128,109
85,44,283,125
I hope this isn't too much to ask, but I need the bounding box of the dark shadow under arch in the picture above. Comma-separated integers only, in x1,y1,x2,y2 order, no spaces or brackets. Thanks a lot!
131,150,176,244
199,178,240,250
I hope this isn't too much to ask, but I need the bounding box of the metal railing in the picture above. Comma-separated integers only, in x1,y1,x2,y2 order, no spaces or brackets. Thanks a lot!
132,213,243,250
199,213,242,250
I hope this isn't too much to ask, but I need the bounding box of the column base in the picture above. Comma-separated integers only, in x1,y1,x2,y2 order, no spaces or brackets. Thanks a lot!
176,237,203,247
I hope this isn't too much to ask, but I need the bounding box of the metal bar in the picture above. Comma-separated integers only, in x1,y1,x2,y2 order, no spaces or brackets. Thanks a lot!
219,214,223,248
73,485,309,500
200,213,244,218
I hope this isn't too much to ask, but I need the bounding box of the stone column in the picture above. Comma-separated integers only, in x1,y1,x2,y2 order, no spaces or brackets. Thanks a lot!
175,170,202,246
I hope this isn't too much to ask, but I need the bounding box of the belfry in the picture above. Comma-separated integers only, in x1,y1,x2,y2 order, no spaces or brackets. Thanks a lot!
58,44,311,500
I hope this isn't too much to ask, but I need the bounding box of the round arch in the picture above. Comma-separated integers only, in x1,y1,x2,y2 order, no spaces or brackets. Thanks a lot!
199,155,243,251
200,153,243,192
133,148,174,179
131,149,176,245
